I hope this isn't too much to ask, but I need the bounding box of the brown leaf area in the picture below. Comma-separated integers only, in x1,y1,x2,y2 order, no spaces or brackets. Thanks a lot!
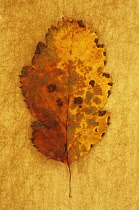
20,19,112,165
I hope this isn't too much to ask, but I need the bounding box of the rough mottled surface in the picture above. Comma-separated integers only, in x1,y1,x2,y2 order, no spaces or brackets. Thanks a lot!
1,0,139,209
20,19,112,164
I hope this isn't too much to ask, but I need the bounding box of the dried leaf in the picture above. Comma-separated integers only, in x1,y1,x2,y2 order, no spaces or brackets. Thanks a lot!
20,19,112,165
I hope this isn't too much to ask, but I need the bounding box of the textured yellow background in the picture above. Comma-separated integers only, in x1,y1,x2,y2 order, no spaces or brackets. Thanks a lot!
0,0,139,209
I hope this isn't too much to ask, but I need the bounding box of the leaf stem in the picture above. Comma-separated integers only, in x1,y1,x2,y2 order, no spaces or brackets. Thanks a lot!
67,161,72,198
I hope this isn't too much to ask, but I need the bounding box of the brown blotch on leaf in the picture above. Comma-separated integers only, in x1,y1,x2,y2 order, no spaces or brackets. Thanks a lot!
95,128,98,132
103,52,106,56
97,44,104,48
67,122,78,135
31,121,46,142
104,61,106,65
87,118,99,126
56,99,63,107
69,71,78,85
74,97,83,104
78,20,85,28
76,113,84,121
94,38,98,44
94,84,102,95
108,90,111,97
108,82,113,86
89,80,95,87
102,73,110,78
101,133,105,137
98,110,106,116
85,91,93,104
90,144,94,148
31,120,45,128
47,84,56,92
85,107,97,115
93,97,101,104
107,116,111,125
97,67,103,73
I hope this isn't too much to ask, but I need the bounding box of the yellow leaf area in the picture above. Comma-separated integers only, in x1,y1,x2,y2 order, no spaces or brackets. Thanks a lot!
47,19,112,164
21,19,112,165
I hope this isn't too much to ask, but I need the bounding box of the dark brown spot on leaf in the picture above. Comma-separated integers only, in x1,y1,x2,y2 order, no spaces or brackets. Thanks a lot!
103,52,106,56
108,82,113,86
98,110,106,116
78,20,85,28
107,116,111,125
74,97,83,104
90,144,94,148
95,128,98,132
47,84,56,92
89,80,95,86
101,133,105,137
102,73,110,78
94,38,98,44
79,105,82,108
56,99,63,107
104,60,106,65
108,90,111,97
97,44,104,48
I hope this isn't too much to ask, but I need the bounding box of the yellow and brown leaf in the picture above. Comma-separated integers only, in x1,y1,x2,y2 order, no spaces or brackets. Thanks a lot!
20,19,112,165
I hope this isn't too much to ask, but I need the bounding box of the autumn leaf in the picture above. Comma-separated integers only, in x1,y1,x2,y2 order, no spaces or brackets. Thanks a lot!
20,18,112,165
